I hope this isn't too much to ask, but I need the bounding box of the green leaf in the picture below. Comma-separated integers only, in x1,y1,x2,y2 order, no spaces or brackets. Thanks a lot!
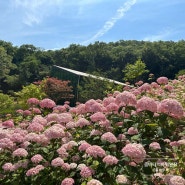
146,123,158,127
92,160,99,166
131,134,141,141
42,147,49,154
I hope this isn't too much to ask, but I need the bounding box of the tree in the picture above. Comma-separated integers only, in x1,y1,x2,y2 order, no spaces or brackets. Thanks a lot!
0,46,14,80
0,46,17,92
43,77,74,104
123,59,149,83
14,83,46,109
18,56,41,84
78,74,122,103
175,69,185,78
0,93,15,116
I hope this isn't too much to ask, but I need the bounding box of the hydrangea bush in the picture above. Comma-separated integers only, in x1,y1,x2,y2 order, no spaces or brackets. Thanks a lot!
0,76,185,185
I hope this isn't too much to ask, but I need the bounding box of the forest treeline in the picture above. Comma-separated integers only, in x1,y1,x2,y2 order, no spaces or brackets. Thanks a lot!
1,39,185,94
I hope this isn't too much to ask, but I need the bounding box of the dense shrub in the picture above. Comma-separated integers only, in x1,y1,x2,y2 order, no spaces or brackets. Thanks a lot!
0,76,185,185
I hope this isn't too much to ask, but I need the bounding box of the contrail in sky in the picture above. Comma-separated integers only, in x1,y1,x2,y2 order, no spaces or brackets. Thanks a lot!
82,0,137,44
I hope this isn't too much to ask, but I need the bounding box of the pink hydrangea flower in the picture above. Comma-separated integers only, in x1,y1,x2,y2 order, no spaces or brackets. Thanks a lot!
26,167,39,176
169,141,180,147
26,165,44,176
2,163,14,171
78,141,91,152
31,154,43,163
116,175,129,184
27,98,40,105
66,121,76,129
99,119,111,128
151,82,160,88
101,132,118,143
14,128,28,136
103,155,118,165
31,108,41,114
75,103,86,114
80,166,94,178
12,160,29,171
2,120,14,128
61,163,71,171
136,96,157,113
46,113,60,123
127,127,138,135
61,178,75,185
86,145,106,158
62,141,78,151
37,134,50,145
13,148,28,157
177,139,185,145
87,179,103,185
53,105,66,113
164,84,173,92
163,138,171,143
23,110,32,116
103,96,115,106
44,125,65,139
149,142,161,150
135,80,143,86
0,138,14,149
106,102,119,112
76,118,90,128
10,133,24,143
58,113,73,123
32,115,47,126
90,112,106,122
39,98,56,109
51,157,64,167
57,146,69,158
69,163,77,169
90,129,102,136
85,99,103,112
115,91,136,107
157,77,169,85
138,83,151,93
158,99,184,118
28,122,44,132
117,134,126,141
35,164,44,171
24,133,40,142
164,175,185,185
16,109,24,114
122,143,146,163
129,161,137,166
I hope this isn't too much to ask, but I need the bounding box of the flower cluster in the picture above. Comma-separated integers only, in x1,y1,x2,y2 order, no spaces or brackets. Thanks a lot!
0,76,185,185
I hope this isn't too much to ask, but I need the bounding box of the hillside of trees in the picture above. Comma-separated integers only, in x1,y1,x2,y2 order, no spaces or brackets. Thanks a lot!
1,39,185,94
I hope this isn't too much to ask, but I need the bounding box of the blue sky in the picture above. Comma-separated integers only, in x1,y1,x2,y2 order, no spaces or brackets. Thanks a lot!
0,0,185,50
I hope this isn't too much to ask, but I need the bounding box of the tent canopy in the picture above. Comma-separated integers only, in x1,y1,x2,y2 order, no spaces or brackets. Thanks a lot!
53,65,131,87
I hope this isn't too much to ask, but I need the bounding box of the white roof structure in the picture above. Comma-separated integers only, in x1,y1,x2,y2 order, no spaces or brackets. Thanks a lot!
53,65,132,87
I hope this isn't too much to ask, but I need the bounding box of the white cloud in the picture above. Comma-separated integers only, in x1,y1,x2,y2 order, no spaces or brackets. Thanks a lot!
13,0,64,26
13,0,105,26
143,28,173,41
82,0,137,44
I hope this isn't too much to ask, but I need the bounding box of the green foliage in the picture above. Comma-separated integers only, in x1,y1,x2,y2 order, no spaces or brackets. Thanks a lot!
123,59,149,83
0,93,15,116
175,69,185,78
78,75,122,102
14,83,46,109
0,47,13,80
0,46,17,91
1,39,185,93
